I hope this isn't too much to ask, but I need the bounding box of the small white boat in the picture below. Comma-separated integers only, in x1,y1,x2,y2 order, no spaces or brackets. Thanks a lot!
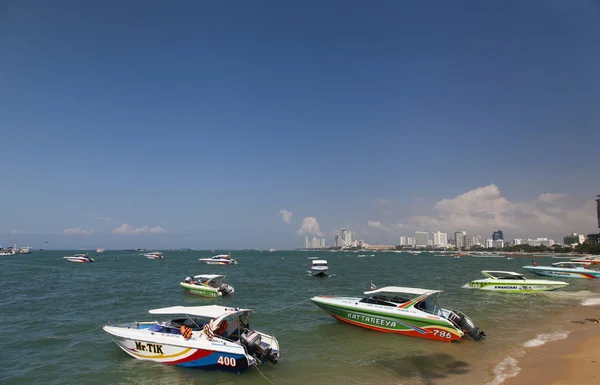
64,253,94,263
144,252,164,259
311,260,329,277
17,246,33,254
0,248,16,256
96,248,105,253
307,256,319,260
466,271,569,292
199,254,238,265
103,305,279,371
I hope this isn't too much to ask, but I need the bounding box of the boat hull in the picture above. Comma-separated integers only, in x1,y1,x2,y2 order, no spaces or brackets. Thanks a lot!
311,269,328,277
467,280,568,292
522,266,600,279
103,326,251,371
180,283,223,297
311,298,462,342
64,258,93,263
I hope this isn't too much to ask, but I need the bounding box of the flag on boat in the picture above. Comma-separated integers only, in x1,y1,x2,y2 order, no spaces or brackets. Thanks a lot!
370,281,376,290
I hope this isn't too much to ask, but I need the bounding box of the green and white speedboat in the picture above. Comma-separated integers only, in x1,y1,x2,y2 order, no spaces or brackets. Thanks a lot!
466,271,569,293
311,287,485,342
181,275,235,298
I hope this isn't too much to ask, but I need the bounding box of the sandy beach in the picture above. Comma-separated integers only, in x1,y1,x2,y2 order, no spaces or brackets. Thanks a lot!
502,310,600,385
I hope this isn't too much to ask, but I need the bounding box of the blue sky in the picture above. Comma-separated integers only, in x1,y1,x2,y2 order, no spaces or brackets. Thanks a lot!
1,1,599,249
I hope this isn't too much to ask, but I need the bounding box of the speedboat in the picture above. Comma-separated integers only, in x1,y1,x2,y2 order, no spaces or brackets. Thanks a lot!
144,252,164,259
571,256,600,265
311,287,485,342
310,260,329,277
307,256,319,260
63,253,94,263
199,254,238,265
522,262,600,279
466,271,569,292
181,275,235,297
0,248,16,256
103,305,279,371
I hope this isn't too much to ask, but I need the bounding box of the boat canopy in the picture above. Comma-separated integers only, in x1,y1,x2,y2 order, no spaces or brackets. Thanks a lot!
149,305,252,319
193,274,225,279
481,271,524,279
364,286,441,296
312,260,328,265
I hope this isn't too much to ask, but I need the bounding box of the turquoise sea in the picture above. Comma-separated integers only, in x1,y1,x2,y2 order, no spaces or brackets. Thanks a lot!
2,250,600,385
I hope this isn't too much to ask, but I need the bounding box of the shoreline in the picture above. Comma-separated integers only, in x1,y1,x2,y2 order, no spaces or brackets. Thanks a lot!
495,307,600,385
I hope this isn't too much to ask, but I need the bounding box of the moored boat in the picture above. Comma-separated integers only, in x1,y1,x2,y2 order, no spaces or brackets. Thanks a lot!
311,287,485,342
310,260,329,277
570,256,600,265
522,262,600,279
103,305,279,371
466,271,569,292
181,275,235,297
0,247,16,256
63,253,94,263
199,254,238,265
144,252,164,259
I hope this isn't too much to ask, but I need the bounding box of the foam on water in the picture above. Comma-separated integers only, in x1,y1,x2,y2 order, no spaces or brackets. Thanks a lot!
487,356,521,385
522,331,569,348
581,297,600,306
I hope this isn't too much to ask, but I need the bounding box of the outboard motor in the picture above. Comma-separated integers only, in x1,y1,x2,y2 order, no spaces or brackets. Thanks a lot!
447,309,485,341
241,330,278,364
219,284,234,297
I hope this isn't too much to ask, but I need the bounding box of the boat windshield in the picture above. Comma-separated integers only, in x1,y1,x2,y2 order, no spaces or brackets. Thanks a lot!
360,294,410,307
415,295,443,316
312,263,328,267
494,274,525,280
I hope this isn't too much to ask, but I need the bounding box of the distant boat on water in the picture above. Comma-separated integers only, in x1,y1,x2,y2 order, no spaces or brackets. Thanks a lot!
96,248,105,253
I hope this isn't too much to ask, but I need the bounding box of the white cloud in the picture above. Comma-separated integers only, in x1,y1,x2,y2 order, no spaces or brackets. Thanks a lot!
296,217,324,236
112,224,168,235
369,184,597,239
278,209,292,224
63,228,94,235
367,220,405,234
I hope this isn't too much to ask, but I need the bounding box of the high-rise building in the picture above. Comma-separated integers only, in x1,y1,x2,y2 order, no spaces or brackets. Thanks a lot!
305,236,310,248
312,237,319,249
415,231,429,247
399,236,407,246
344,231,353,247
596,195,600,228
334,234,340,247
432,231,448,247
340,228,347,245
321,239,326,248
407,237,416,246
492,230,504,241
455,231,464,249
492,239,504,248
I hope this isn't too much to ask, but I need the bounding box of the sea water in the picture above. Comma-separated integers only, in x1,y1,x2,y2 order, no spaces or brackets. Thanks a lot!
2,250,599,385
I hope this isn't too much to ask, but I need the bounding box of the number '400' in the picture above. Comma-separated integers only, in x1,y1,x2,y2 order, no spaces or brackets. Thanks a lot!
433,330,452,338
217,356,236,366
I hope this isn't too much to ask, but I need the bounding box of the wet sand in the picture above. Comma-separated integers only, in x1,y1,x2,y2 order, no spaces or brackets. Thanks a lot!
502,311,600,385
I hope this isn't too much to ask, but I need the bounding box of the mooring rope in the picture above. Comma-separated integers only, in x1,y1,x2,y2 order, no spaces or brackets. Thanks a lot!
254,363,277,385
45,325,104,339
269,298,311,313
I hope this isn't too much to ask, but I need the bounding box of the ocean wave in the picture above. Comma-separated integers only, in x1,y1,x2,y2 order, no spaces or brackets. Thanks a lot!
581,297,600,306
487,356,521,385
523,331,569,348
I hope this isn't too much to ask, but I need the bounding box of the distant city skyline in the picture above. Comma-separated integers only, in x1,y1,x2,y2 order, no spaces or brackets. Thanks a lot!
1,2,598,249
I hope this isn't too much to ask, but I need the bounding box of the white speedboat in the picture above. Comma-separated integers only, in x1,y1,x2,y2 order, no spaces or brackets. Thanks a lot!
0,248,16,256
63,253,94,263
17,246,33,254
522,262,600,279
103,305,279,372
466,271,569,292
310,260,329,277
144,252,164,259
199,254,238,265
96,248,105,253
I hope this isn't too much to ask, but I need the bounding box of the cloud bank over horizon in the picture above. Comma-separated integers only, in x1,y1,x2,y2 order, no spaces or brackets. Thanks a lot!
366,184,596,242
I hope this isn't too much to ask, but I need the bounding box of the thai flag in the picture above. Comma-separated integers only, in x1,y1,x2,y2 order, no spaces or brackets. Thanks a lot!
370,281,376,290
